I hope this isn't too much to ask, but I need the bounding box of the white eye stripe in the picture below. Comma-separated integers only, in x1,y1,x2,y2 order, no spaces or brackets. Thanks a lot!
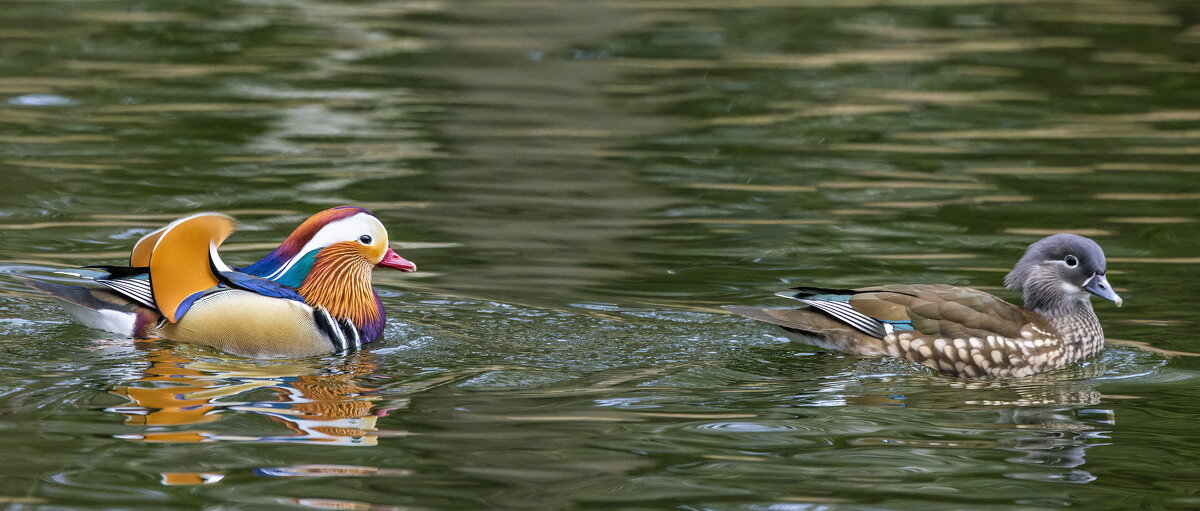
265,213,386,279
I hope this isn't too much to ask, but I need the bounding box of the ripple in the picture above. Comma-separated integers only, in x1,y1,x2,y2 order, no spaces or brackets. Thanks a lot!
694,421,798,433
252,465,413,478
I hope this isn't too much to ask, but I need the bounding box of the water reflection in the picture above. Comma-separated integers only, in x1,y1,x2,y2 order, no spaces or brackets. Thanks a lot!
108,347,383,446
848,366,1113,485
999,407,1112,484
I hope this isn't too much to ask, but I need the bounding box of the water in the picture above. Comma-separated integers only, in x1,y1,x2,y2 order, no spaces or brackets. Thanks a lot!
2,0,1199,508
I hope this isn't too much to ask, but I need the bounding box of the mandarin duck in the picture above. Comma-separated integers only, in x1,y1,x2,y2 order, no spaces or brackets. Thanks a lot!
724,234,1123,379
20,206,416,358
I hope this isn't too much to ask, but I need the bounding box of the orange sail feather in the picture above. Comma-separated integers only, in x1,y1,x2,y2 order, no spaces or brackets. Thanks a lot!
147,213,236,322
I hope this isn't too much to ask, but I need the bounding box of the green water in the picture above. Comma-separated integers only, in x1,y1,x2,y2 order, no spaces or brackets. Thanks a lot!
2,0,1199,509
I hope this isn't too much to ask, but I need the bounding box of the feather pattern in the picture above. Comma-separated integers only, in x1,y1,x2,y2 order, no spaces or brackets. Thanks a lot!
96,277,157,309
795,297,887,338
242,207,369,281
298,241,384,342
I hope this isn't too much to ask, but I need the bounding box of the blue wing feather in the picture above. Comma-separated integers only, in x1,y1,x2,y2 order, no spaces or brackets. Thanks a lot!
881,320,915,331
218,271,305,302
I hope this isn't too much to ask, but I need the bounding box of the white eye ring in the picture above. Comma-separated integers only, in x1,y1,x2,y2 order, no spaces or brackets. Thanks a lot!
1064,255,1078,267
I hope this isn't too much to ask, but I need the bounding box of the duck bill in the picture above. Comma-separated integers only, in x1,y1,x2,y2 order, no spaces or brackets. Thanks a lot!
377,247,417,272
1084,274,1122,307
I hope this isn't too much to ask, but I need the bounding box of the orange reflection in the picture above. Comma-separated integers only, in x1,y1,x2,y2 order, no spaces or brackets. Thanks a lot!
109,346,383,446
160,472,224,485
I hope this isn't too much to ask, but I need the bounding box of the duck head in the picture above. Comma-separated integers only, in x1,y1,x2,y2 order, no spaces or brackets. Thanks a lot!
244,206,416,285
1003,233,1122,313
242,207,415,337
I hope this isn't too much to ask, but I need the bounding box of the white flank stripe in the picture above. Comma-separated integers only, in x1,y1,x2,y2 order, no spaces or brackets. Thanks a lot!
822,302,885,336
98,279,156,309
119,284,152,304
321,309,346,351
110,279,151,299
799,299,886,338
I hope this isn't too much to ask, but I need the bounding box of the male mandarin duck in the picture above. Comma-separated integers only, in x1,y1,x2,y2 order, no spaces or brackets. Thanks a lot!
724,234,1123,379
21,206,416,358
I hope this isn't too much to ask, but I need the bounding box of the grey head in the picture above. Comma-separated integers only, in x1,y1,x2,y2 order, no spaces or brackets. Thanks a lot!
1003,233,1123,313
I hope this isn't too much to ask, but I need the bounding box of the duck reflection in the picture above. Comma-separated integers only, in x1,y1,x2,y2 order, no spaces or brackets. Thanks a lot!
850,362,1113,485
944,362,1111,484
108,345,383,446
998,406,1111,484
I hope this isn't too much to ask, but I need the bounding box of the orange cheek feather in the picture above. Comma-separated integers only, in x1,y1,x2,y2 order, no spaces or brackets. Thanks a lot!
297,242,378,327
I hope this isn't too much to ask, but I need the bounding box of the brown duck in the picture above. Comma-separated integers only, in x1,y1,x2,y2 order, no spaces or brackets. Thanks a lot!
724,234,1123,379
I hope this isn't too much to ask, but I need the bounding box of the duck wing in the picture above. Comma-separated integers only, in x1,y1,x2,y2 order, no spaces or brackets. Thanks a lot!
844,284,1040,340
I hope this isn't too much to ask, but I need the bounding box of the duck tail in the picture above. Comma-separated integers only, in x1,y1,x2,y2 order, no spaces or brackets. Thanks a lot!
17,276,158,337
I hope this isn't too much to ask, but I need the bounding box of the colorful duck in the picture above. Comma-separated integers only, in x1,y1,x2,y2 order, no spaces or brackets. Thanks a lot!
21,206,416,358
724,234,1123,379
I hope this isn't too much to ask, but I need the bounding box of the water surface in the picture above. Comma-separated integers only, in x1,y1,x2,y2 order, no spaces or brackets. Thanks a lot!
2,0,1199,509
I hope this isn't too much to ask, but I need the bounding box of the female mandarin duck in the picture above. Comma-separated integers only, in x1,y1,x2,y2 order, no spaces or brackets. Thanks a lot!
724,234,1123,379
21,206,416,358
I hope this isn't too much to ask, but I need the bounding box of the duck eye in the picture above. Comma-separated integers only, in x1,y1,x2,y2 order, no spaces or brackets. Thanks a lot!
1064,255,1078,267
359,235,372,245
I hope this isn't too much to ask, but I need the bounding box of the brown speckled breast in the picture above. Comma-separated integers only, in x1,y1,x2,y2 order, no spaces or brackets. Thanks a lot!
880,309,1103,379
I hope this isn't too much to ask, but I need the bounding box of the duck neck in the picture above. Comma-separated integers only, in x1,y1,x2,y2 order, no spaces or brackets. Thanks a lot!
298,245,384,340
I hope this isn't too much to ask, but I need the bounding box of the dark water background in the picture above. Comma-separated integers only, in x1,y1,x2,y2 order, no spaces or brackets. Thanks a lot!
2,0,1199,509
